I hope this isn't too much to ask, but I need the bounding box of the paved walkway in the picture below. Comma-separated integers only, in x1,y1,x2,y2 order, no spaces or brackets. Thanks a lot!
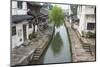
65,20,95,62
11,24,53,66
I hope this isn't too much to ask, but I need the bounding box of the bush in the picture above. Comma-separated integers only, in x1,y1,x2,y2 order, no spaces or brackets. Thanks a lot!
86,32,96,38
81,31,85,37
81,31,96,38
29,32,37,40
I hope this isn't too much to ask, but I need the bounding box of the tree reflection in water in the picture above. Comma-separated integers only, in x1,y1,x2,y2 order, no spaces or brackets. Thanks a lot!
51,32,63,56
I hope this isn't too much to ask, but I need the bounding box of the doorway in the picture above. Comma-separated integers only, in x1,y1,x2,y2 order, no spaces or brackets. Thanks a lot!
23,24,27,41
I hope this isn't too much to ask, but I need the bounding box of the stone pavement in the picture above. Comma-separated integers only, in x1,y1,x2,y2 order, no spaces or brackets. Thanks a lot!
77,32,96,56
11,24,54,66
65,20,95,62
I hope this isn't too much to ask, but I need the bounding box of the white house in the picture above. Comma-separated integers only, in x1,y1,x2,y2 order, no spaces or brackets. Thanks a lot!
77,5,96,36
27,2,50,31
68,5,73,23
11,0,33,48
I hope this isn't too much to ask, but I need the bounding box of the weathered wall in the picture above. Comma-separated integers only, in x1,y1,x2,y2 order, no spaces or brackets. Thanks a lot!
12,1,27,15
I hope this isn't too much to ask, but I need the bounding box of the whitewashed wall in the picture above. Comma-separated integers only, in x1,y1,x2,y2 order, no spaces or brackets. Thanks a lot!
12,1,34,48
85,6,95,14
12,22,24,48
86,15,95,23
12,1,27,15
26,23,33,40
12,21,34,48
77,5,95,35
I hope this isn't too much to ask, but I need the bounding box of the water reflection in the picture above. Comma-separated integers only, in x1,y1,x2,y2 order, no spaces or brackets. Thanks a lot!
55,21,63,28
51,32,63,56
39,23,71,64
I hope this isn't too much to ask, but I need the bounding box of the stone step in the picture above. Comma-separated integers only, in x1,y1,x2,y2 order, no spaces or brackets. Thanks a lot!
83,47,89,49
83,47,90,50
35,49,41,51
35,50,41,52
83,45,89,47
83,45,90,47
34,53,40,56
33,55,39,57
34,52,41,54
33,57,39,60
85,49,91,52
36,48,41,50
83,48,89,50
34,50,41,53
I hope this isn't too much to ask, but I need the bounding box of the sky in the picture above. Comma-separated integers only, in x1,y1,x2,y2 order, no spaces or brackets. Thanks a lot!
50,3,69,10
56,4,69,10
40,2,70,10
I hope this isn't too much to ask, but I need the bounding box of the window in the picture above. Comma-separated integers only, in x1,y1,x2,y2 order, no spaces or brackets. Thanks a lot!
29,22,32,28
42,19,46,22
12,26,16,36
17,1,23,9
87,23,95,30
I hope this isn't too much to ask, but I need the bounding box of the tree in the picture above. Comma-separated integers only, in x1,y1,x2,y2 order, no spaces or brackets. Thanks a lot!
49,5,65,28
51,32,63,56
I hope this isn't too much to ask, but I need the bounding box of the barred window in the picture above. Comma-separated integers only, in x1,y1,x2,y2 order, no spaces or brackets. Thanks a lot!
87,23,95,30
29,22,32,28
42,19,46,22
12,26,16,36
18,1,23,9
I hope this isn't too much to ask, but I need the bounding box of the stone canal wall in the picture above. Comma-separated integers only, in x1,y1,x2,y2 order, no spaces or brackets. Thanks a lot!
29,29,54,64
64,20,95,62
64,22,73,62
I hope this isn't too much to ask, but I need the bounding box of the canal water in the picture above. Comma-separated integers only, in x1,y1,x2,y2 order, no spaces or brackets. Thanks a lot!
40,23,71,64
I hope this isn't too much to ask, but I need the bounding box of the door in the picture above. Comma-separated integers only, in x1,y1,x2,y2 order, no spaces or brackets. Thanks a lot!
23,24,27,41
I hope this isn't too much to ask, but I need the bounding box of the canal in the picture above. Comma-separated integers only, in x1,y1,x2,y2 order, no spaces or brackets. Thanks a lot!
40,23,72,64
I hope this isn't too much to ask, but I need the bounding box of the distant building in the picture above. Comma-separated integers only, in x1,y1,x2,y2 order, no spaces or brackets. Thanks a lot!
69,5,79,23
11,0,33,48
27,2,50,31
77,5,96,36
67,5,73,23
42,3,53,10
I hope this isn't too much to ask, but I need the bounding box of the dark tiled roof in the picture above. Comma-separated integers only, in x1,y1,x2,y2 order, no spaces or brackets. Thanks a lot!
28,11,43,17
12,15,33,23
27,2,42,7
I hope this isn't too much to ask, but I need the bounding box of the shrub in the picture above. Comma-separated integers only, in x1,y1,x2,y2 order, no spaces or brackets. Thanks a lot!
29,32,37,40
86,32,96,38
81,31,85,37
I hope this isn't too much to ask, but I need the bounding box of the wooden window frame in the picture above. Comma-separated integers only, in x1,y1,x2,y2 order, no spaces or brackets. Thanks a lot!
87,23,95,30
12,26,16,36
29,22,32,28
17,1,23,9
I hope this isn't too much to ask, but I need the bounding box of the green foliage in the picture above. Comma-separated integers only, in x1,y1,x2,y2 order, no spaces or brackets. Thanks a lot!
81,31,85,37
29,32,37,40
49,5,65,27
51,32,63,56
86,32,96,38
81,31,96,38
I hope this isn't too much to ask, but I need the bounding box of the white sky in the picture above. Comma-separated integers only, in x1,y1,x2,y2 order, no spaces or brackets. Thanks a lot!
40,2,70,10
18,0,97,10
51,4,69,10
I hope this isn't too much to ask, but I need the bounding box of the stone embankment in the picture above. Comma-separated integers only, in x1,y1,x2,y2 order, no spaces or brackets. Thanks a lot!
64,20,95,62
11,23,54,66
